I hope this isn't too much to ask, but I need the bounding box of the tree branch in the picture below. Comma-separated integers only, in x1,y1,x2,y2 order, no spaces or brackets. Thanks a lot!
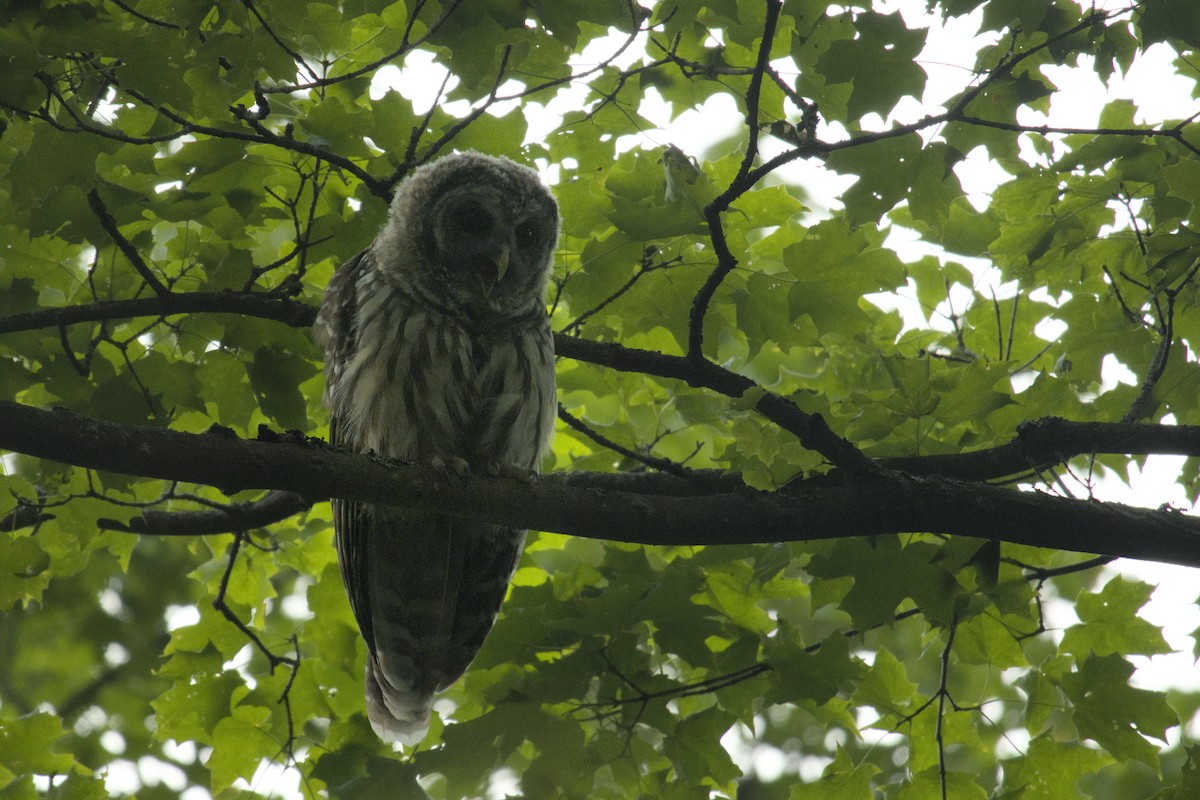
258,0,463,95
556,335,874,472
880,417,1200,480
87,189,170,297
123,89,391,199
0,292,869,471
5,401,1200,567
5,294,1200,481
98,490,311,536
686,0,782,360
0,292,317,335
240,0,320,83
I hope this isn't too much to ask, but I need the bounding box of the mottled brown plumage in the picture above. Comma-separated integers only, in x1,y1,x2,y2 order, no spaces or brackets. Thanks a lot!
314,152,558,744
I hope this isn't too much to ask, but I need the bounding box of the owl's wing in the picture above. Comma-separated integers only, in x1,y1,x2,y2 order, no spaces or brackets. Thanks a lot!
313,248,369,372
331,476,377,662
442,523,527,678
316,248,381,653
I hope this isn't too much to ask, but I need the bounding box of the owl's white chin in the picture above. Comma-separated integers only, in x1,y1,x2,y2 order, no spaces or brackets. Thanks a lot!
455,283,545,321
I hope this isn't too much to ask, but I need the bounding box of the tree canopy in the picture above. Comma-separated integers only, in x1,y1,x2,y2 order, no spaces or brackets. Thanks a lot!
3,0,1200,797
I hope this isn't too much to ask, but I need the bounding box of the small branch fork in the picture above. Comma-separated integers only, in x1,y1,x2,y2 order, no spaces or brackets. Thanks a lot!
1111,253,1200,424
86,189,170,298
213,532,301,762
686,0,783,363
556,405,699,480
572,649,772,738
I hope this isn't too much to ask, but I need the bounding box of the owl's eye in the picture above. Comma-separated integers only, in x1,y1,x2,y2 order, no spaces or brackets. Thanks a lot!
450,202,493,235
515,220,540,249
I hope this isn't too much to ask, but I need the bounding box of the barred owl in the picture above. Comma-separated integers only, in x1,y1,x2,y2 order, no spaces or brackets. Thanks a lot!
313,151,558,744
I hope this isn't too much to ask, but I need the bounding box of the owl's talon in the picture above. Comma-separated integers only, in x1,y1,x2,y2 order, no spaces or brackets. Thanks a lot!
430,455,471,482
485,463,538,484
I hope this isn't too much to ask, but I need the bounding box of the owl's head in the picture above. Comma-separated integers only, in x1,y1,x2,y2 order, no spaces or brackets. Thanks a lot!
373,151,559,317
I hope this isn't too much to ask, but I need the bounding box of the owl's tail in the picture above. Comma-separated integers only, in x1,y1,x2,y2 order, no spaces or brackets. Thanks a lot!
363,658,433,746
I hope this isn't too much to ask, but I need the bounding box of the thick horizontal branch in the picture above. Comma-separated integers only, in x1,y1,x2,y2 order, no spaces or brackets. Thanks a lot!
0,292,317,334
4,401,1200,567
0,293,867,470
5,296,1200,482
881,417,1200,480
93,472,739,537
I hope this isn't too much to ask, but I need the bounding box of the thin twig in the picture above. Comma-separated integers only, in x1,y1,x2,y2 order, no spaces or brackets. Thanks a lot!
240,0,320,82
259,0,463,94
213,532,300,760
557,405,695,479
108,0,182,29
86,189,170,297
686,0,783,360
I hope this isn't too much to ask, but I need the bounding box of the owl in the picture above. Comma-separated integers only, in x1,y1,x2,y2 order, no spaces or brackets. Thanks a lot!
313,151,559,744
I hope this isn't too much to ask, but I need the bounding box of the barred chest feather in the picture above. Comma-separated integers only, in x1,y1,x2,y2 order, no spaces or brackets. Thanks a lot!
329,267,556,473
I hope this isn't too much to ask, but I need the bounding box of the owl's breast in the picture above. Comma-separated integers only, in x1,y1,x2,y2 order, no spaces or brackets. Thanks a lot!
465,321,556,470
335,292,553,471
334,294,473,461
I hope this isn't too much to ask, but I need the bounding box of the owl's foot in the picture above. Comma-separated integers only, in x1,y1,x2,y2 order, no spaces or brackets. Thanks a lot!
430,455,471,482
483,463,539,484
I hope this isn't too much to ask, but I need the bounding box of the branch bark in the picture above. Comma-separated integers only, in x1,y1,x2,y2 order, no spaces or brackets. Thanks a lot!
98,489,312,536
3,296,1200,483
0,292,317,334
0,293,867,472
4,400,1200,568
880,417,1200,480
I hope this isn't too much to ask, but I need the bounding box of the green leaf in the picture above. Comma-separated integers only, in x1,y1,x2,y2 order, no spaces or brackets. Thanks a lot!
807,538,959,628
791,746,880,799
825,134,924,225
209,704,277,791
694,568,774,634
1001,733,1112,798
664,707,741,787
1060,577,1172,658
853,647,918,714
817,11,926,119
0,534,52,608
953,610,1027,669
0,713,74,776
764,630,861,707
898,767,988,800
1172,744,1200,800
784,218,907,336
151,649,241,744
1061,654,1178,767
246,344,316,430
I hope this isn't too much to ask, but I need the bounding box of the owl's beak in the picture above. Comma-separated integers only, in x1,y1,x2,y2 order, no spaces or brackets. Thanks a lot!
478,245,510,293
